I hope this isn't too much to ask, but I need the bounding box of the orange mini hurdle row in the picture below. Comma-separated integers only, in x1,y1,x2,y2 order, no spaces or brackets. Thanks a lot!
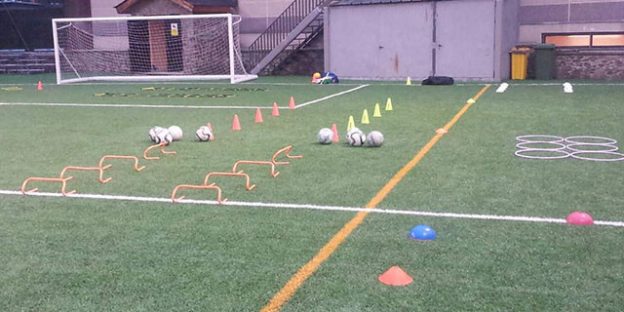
21,153,149,196
170,145,303,203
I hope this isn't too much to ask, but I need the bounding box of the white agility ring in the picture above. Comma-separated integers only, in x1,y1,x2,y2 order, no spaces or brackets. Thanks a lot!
516,135,564,143
515,141,567,151
565,136,617,145
569,151,624,162
514,149,571,160
566,143,619,153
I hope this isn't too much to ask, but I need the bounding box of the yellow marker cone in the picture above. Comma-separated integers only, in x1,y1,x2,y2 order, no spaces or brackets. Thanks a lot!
406,77,412,85
385,97,393,111
373,103,382,117
361,109,370,124
347,115,355,131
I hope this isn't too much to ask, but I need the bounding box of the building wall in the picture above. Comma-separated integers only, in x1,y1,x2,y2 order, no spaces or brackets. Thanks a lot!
497,0,520,80
326,0,514,80
517,0,624,79
518,0,624,43
91,0,128,17
121,0,190,15
238,0,294,48
86,0,292,49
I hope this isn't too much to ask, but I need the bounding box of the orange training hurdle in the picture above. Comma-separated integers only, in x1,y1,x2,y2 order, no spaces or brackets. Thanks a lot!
203,171,256,191
143,143,177,160
169,145,302,203
21,176,75,195
171,183,226,204
59,165,112,184
232,160,280,177
98,155,145,182
271,145,303,165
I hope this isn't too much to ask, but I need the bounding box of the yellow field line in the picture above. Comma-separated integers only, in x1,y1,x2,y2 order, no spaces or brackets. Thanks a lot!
260,85,491,312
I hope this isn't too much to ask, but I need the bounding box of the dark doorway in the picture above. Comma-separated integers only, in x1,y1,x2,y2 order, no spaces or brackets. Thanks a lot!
127,20,151,72
164,19,183,72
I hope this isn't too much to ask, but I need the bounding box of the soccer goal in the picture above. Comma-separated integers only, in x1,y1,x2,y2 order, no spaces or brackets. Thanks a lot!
52,14,257,84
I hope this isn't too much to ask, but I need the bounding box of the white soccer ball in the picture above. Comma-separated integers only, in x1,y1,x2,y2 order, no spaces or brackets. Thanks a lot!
347,130,366,147
317,128,333,144
168,125,183,141
346,127,362,136
346,127,362,139
156,128,173,145
195,126,213,142
367,130,384,147
148,126,165,143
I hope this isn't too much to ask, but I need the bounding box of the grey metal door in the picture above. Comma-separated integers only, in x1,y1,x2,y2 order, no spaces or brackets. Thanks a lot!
328,4,433,79
434,0,495,79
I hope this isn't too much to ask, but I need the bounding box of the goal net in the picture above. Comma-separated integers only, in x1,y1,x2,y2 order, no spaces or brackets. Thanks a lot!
52,14,256,84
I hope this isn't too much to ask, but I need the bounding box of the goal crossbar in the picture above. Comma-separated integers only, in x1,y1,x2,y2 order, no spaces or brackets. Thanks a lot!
52,14,257,84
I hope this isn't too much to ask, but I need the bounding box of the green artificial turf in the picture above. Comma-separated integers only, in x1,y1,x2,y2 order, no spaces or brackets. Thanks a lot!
1,75,623,311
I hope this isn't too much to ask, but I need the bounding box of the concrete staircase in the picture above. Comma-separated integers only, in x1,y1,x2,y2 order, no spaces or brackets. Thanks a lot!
0,50,55,74
244,0,330,75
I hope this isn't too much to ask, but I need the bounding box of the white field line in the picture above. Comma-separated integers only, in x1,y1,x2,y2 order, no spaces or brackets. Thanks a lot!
295,84,369,109
1,189,623,228
0,85,369,110
0,102,262,110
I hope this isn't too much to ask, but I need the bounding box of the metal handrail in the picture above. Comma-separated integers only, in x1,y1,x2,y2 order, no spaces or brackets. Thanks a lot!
245,0,331,68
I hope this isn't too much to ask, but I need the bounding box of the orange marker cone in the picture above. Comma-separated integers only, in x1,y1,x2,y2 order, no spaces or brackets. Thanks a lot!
288,96,296,110
331,123,339,143
378,266,413,286
37,81,43,91
272,102,280,117
232,114,241,131
255,107,264,123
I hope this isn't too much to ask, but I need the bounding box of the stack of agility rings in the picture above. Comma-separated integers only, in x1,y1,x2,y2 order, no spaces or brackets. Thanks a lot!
515,135,624,161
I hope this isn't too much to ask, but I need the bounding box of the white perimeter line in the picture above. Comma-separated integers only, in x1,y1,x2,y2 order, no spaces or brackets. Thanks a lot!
0,85,370,110
295,84,369,109
1,189,623,228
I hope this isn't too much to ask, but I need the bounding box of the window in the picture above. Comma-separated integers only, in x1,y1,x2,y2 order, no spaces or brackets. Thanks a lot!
593,34,624,47
543,32,624,48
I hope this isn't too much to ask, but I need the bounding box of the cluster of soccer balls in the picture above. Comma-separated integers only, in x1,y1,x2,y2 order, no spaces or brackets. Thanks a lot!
317,127,384,147
148,125,214,145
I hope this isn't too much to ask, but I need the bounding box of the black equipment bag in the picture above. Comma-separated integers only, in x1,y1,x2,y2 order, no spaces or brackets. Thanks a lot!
421,76,454,85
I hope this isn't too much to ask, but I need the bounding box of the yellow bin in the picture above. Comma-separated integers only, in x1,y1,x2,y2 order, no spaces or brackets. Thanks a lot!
510,47,530,80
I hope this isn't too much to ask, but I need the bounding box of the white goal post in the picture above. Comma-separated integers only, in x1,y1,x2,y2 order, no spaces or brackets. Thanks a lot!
52,14,257,84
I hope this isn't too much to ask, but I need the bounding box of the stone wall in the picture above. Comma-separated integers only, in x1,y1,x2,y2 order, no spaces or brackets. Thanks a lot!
272,48,324,76
556,48,624,80
272,33,324,75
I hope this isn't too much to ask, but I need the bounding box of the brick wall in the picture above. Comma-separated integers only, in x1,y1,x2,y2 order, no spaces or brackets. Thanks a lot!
62,51,130,74
556,48,624,80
